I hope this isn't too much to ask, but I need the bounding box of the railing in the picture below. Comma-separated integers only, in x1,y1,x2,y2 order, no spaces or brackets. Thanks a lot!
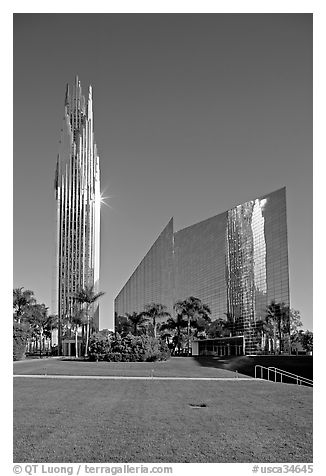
255,365,313,387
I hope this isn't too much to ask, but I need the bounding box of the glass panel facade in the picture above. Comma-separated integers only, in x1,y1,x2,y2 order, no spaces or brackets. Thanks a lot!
114,219,174,317
174,212,228,321
55,77,101,334
114,188,290,354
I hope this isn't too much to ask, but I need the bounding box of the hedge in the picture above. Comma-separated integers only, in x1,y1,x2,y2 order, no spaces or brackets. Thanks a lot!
89,333,170,362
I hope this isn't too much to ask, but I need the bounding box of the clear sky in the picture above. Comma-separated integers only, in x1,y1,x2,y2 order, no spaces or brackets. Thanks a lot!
13,13,312,331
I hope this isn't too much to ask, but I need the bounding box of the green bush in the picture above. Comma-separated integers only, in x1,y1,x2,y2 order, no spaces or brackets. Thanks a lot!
13,322,29,361
89,332,111,361
143,336,170,362
105,352,122,362
89,332,170,362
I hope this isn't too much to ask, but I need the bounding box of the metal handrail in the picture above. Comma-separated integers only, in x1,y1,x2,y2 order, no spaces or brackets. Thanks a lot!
254,365,313,386
268,367,313,386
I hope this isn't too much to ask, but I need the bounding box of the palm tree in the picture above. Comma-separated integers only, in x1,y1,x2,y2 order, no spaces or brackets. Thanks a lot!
141,303,170,338
125,312,149,336
25,303,49,357
73,285,105,357
160,315,187,355
265,301,290,354
174,296,211,356
13,287,35,323
44,314,59,351
114,314,132,337
207,318,230,339
255,318,274,353
70,310,85,358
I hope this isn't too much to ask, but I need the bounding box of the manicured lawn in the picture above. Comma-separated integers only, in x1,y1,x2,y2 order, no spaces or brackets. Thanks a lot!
13,357,251,378
14,378,312,463
14,355,313,381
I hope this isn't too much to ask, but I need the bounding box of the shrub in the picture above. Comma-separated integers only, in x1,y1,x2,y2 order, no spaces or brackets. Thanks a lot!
142,336,170,362
89,332,110,361
105,352,122,362
127,334,170,362
89,333,170,362
13,322,29,361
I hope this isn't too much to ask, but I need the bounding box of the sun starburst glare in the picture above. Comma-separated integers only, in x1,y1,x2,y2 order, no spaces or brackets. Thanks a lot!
99,192,112,209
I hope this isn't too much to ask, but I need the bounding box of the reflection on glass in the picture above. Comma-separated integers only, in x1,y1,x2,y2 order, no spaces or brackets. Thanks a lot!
226,198,268,353
114,187,290,355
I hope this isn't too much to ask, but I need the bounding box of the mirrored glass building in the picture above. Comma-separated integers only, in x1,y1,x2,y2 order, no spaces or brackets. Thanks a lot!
114,188,290,354
54,77,101,351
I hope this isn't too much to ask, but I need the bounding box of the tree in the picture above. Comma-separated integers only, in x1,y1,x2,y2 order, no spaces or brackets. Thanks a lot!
43,314,59,350
160,315,188,355
207,318,230,339
290,308,303,336
13,287,35,323
69,310,85,358
296,330,313,353
73,285,105,357
125,312,149,336
25,303,50,358
255,318,274,353
193,316,210,338
174,296,211,356
114,314,132,336
141,303,170,338
265,301,290,354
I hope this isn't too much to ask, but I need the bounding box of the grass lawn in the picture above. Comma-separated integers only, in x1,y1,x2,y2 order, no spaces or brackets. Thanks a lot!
14,355,313,381
13,357,251,378
13,378,312,463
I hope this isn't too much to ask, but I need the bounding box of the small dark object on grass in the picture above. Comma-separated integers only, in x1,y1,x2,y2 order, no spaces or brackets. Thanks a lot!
188,403,207,408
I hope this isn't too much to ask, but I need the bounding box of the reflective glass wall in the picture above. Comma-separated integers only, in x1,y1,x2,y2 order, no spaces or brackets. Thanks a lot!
174,213,228,321
114,188,290,354
114,219,174,318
